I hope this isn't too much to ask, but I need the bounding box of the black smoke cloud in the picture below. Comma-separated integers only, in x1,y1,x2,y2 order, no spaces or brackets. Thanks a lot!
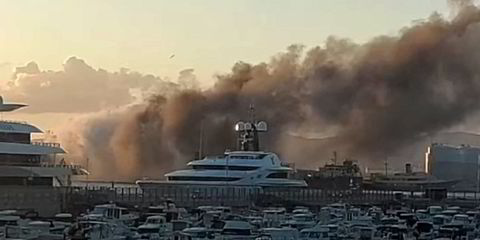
9,3,480,179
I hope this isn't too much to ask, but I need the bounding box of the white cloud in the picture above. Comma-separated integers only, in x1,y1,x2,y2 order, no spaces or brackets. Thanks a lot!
2,57,177,113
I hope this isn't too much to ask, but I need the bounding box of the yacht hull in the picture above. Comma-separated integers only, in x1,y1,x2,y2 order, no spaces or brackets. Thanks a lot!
136,179,307,189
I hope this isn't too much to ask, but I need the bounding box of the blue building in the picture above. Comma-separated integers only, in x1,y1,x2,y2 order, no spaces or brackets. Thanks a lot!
426,143,480,191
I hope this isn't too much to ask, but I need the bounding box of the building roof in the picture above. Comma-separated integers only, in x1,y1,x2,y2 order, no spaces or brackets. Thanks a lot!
0,96,27,112
0,121,42,134
0,142,65,155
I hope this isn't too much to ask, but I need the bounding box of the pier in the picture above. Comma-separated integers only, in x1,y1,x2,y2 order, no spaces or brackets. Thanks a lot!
62,185,398,214
4,185,480,217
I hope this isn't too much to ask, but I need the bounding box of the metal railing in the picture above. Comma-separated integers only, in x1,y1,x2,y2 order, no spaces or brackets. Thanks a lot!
39,162,83,168
31,141,61,148
65,185,396,209
0,119,29,125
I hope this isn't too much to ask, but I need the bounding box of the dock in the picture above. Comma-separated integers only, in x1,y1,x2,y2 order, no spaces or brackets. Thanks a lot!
3,185,480,217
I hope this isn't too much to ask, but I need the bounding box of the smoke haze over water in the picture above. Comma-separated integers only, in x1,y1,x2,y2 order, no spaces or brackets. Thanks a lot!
5,2,480,179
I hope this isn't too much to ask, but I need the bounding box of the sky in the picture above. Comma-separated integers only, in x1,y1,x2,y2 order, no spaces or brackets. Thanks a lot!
0,0,450,130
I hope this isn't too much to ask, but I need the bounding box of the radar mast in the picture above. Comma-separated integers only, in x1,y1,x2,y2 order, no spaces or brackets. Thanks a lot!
234,105,267,151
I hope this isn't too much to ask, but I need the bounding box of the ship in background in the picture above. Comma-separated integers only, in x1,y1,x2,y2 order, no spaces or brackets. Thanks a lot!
363,163,459,191
0,96,87,186
292,152,363,190
137,107,307,189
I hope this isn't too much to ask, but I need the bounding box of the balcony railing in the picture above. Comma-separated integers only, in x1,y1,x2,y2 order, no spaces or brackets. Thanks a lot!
0,120,29,125
40,162,85,169
0,161,88,174
31,141,61,148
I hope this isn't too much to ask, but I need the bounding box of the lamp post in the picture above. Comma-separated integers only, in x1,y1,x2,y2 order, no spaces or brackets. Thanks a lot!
477,154,480,202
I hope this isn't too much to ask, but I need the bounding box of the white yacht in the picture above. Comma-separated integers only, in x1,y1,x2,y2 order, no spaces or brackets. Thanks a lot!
137,113,306,188
0,96,87,187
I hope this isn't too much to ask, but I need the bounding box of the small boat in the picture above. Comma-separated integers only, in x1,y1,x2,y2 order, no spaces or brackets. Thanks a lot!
218,220,255,240
299,225,330,240
179,227,215,240
64,220,123,240
256,227,299,240
83,203,138,227
136,215,169,239
413,221,434,240
281,214,316,230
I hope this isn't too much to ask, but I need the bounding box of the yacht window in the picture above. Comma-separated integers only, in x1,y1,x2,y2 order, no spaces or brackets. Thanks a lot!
309,232,320,238
138,228,159,234
433,217,444,225
229,154,268,160
266,172,288,179
107,208,113,218
192,165,259,171
222,229,251,236
230,155,257,160
168,176,241,181
114,209,120,219
148,208,164,214
228,166,259,171
0,220,17,226
92,207,107,215
192,165,226,170
192,231,207,238
416,222,433,232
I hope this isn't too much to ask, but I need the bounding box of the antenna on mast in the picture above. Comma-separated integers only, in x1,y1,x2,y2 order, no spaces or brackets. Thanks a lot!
234,104,267,151
331,151,338,165
198,119,204,159
249,103,255,123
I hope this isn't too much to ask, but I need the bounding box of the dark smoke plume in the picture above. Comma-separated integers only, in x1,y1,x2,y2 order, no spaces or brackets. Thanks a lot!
61,3,480,179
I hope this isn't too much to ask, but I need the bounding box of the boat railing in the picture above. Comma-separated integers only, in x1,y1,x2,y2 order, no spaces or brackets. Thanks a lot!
0,161,87,173
281,162,294,169
0,119,29,125
31,141,61,148
40,162,85,170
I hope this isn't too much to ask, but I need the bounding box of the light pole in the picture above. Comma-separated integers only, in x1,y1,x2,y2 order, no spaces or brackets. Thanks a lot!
477,154,480,202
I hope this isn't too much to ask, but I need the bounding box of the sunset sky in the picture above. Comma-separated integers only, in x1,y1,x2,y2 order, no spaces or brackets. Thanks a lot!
0,0,450,131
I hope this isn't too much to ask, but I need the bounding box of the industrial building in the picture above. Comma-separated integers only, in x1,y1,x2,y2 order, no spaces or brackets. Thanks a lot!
426,143,480,191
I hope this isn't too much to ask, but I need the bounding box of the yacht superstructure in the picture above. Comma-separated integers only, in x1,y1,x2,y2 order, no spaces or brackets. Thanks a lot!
161,150,306,187
0,97,87,186
137,109,306,188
